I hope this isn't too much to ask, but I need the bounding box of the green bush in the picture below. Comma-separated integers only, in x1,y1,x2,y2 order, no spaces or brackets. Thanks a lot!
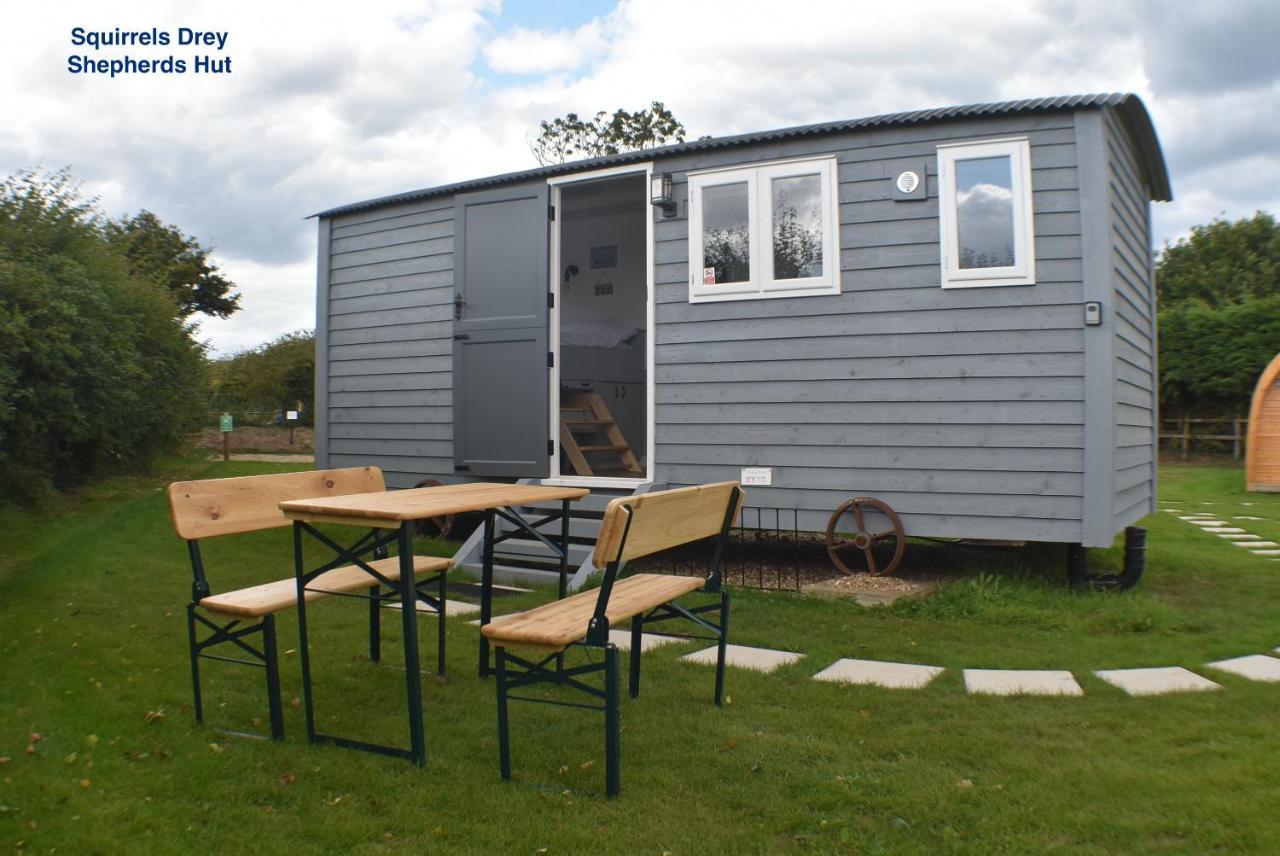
0,169,206,501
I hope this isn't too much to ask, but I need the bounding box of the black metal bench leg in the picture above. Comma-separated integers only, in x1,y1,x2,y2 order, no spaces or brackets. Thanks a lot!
629,616,643,699
496,646,511,781
262,614,285,741
186,604,204,725
605,644,621,798
714,590,730,707
437,571,448,676
368,585,382,663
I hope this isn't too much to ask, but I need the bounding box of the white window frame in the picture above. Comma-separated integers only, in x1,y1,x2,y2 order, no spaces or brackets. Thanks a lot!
937,137,1036,289
688,155,840,303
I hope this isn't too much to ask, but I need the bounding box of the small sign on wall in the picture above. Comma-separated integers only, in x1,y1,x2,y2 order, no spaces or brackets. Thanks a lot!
590,245,617,268
740,467,773,486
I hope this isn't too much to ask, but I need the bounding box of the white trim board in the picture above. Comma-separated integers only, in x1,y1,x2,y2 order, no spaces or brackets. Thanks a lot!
545,163,656,487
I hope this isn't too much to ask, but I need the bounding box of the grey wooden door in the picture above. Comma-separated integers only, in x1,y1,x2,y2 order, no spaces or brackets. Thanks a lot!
452,183,550,477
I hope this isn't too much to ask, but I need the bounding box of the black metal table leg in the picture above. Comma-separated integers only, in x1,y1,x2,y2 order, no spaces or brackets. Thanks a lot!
397,522,427,767
294,521,318,744
478,508,495,678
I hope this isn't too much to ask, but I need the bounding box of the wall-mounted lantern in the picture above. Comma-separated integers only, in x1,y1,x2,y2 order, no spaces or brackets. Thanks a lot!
650,172,676,217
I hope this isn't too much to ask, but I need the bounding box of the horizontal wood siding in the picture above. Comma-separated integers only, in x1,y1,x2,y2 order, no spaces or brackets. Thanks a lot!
651,112,1086,542
1105,109,1157,528
322,198,456,487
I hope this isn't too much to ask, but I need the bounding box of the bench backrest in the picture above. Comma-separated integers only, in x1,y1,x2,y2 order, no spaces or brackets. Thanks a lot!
593,482,743,568
167,467,385,541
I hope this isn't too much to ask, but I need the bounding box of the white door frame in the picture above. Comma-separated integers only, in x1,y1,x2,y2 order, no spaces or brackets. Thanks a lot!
542,162,655,489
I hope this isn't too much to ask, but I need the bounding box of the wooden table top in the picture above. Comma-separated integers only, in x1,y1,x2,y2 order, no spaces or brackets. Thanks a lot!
279,481,590,526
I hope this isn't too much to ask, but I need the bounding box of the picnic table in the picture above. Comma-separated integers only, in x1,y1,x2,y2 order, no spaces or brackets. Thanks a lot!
279,481,588,766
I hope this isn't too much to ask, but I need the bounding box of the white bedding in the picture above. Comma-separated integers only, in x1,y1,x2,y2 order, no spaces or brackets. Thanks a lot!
560,318,639,349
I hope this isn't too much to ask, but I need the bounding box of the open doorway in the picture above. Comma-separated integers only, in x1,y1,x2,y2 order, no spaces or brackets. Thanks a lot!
551,171,650,481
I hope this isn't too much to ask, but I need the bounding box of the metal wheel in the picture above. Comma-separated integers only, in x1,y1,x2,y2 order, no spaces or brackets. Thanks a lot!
411,478,454,539
825,496,906,576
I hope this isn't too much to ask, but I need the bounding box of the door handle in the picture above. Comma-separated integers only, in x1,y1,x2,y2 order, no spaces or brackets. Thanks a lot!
453,292,466,320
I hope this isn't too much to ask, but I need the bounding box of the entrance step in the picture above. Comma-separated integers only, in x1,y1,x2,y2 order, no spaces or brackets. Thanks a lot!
450,479,658,590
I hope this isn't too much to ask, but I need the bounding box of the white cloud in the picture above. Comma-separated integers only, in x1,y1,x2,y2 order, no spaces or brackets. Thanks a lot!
482,20,610,75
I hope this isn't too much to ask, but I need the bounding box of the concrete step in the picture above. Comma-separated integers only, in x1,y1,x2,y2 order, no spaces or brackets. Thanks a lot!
457,562,563,588
491,538,595,563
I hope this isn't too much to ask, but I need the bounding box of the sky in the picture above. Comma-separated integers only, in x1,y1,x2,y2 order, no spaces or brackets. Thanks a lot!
3,0,1278,356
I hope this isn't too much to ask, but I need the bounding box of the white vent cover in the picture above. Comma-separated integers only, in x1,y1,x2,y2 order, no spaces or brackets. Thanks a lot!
895,170,920,194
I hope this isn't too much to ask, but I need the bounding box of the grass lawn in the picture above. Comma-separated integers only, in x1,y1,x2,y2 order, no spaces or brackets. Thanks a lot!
2,456,1279,853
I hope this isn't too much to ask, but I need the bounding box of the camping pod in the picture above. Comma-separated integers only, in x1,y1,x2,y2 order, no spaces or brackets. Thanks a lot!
1246,353,1280,492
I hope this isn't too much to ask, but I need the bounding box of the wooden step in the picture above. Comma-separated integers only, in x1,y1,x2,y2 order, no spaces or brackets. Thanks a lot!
578,444,631,452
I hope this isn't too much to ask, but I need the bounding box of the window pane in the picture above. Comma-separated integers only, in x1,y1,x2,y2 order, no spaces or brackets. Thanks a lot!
701,182,750,284
955,155,1015,269
772,174,824,279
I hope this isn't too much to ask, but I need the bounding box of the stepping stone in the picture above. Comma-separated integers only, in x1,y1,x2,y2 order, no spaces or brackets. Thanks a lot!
814,658,944,690
1250,550,1280,557
1203,527,1246,533
1094,666,1220,696
680,643,802,673
1205,654,1280,683
1179,514,1215,520
606,630,685,652
1234,516,1265,521
1190,520,1228,527
963,669,1083,697
384,599,480,617
1235,541,1280,548
1218,534,1260,541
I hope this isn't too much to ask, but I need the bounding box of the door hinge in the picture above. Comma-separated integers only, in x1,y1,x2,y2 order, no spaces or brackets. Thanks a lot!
548,204,556,221
454,464,471,472
548,439,555,456
547,351,554,368
547,291,554,309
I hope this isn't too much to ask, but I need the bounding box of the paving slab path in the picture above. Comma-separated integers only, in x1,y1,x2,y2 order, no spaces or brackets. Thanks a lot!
963,669,1083,697
1094,666,1220,696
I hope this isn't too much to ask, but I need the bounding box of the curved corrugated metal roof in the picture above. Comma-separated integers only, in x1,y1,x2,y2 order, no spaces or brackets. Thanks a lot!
312,92,1170,219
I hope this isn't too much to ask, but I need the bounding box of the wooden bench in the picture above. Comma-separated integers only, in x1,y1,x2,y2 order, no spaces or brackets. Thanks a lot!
167,467,452,740
482,481,743,797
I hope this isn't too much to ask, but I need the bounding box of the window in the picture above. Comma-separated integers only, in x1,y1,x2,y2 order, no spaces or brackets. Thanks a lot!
688,157,839,302
937,138,1036,288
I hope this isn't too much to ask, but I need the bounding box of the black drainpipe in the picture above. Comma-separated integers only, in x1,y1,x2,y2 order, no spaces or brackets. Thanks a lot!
1069,526,1146,591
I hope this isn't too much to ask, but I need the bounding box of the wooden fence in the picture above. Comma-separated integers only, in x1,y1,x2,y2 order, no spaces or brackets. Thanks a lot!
1158,416,1248,460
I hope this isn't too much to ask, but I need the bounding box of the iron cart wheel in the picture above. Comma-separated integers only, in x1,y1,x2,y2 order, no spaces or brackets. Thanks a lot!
412,479,454,539
825,497,906,576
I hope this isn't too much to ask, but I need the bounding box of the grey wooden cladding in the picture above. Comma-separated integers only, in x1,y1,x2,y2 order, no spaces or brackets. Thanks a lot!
1104,108,1157,529
321,196,456,477
650,111,1088,543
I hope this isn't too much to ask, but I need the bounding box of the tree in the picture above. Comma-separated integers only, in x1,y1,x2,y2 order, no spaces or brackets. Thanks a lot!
1157,212,1280,308
0,169,206,501
1155,212,1280,415
106,210,241,319
211,330,315,425
530,101,686,166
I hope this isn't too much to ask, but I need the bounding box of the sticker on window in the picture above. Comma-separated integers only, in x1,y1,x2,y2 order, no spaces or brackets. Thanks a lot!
702,266,716,285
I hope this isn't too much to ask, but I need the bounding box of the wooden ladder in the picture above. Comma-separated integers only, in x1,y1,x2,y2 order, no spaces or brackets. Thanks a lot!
559,391,642,477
